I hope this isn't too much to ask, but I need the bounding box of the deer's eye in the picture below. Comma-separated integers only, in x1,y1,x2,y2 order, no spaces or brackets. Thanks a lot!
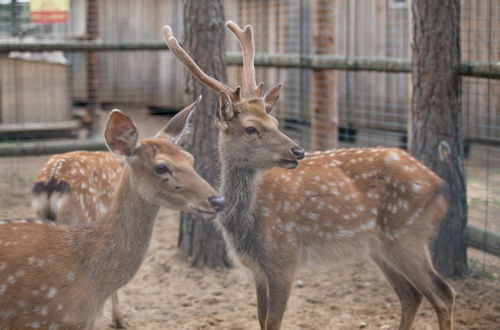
154,164,169,174
244,127,258,135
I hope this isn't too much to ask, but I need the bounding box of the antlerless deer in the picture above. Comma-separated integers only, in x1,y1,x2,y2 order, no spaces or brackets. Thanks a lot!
164,21,455,330
30,98,204,328
0,107,224,329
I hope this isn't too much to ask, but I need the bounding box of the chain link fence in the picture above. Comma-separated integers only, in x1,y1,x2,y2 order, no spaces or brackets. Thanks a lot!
0,0,499,284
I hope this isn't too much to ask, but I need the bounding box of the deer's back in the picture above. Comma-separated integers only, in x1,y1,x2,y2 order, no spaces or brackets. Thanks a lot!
256,148,448,263
32,151,123,224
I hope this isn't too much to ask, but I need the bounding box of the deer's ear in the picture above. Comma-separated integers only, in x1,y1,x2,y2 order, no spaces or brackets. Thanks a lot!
216,92,234,131
263,83,282,114
105,109,140,157
154,95,201,144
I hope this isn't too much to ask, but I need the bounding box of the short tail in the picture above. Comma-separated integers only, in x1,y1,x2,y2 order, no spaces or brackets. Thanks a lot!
31,178,70,221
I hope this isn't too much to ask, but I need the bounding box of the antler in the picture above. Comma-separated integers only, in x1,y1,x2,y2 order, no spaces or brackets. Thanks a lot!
162,26,241,102
226,20,263,98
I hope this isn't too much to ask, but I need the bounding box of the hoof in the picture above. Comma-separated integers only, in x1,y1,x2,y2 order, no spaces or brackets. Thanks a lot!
111,316,128,329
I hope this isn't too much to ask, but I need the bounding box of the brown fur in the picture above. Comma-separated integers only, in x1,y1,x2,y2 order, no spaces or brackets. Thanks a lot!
1,111,221,329
29,100,202,328
32,151,122,224
218,114,455,330
166,20,454,330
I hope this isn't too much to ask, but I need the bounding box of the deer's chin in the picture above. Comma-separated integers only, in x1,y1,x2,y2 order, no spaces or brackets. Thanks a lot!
187,204,218,220
278,159,299,169
194,209,218,220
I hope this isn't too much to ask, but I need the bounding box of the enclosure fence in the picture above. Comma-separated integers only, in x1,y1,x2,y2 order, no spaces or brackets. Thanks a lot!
0,0,499,285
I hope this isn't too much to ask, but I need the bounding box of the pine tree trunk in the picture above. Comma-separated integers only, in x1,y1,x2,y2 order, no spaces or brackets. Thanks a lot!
410,0,468,277
177,0,230,268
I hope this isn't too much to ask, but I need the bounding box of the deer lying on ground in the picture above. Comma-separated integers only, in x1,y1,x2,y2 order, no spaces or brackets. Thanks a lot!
164,21,455,330
31,98,202,328
0,107,225,329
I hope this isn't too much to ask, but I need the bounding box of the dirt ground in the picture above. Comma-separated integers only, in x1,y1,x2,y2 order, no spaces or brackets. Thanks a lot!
0,108,498,329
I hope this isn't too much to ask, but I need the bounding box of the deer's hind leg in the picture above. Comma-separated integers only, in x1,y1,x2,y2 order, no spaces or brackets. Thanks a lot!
383,244,455,330
370,253,423,330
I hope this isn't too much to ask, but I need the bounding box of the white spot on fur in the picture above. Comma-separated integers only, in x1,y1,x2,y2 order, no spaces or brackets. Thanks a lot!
412,181,423,192
0,284,7,295
67,271,76,281
47,287,57,298
37,305,49,316
384,151,400,163
308,213,319,220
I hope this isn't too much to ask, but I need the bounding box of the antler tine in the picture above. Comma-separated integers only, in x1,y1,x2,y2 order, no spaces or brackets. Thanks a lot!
162,26,240,102
226,20,262,98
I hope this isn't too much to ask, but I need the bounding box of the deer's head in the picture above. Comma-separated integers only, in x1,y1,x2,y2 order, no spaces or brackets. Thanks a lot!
104,101,225,219
163,21,304,170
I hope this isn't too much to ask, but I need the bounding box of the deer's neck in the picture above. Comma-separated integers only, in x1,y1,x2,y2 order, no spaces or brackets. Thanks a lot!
84,166,159,295
218,155,262,254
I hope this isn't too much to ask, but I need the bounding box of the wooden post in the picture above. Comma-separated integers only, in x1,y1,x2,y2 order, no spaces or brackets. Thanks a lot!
311,0,337,150
410,0,468,277
86,0,99,137
177,0,230,269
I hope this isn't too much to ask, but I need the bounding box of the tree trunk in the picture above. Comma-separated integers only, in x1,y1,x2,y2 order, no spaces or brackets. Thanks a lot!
410,0,468,277
177,0,230,268
311,0,338,151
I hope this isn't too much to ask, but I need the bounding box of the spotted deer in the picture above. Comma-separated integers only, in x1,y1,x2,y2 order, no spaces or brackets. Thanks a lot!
164,21,455,330
0,108,225,329
30,99,202,328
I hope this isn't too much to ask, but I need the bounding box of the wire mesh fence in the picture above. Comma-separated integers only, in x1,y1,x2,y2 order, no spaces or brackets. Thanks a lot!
0,0,499,285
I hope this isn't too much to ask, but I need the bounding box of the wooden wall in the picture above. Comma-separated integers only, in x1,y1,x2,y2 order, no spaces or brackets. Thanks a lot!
32,0,499,142
461,0,500,143
335,0,409,134
0,58,70,123
68,0,185,109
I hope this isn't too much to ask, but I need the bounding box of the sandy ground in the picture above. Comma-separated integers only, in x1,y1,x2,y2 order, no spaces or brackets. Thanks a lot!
0,108,498,329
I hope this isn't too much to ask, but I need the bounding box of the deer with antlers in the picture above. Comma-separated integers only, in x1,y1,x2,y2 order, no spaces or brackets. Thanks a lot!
30,99,202,328
163,21,455,330
0,107,225,329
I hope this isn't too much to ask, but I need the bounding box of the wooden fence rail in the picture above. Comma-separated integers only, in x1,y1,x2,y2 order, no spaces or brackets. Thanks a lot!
1,42,500,79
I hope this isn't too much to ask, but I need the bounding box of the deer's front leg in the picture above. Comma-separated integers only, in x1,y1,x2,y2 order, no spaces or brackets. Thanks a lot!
111,291,127,329
264,267,295,330
255,276,269,329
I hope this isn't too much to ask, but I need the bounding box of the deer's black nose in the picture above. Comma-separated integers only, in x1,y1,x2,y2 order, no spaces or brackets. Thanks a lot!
208,196,226,212
291,147,305,160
